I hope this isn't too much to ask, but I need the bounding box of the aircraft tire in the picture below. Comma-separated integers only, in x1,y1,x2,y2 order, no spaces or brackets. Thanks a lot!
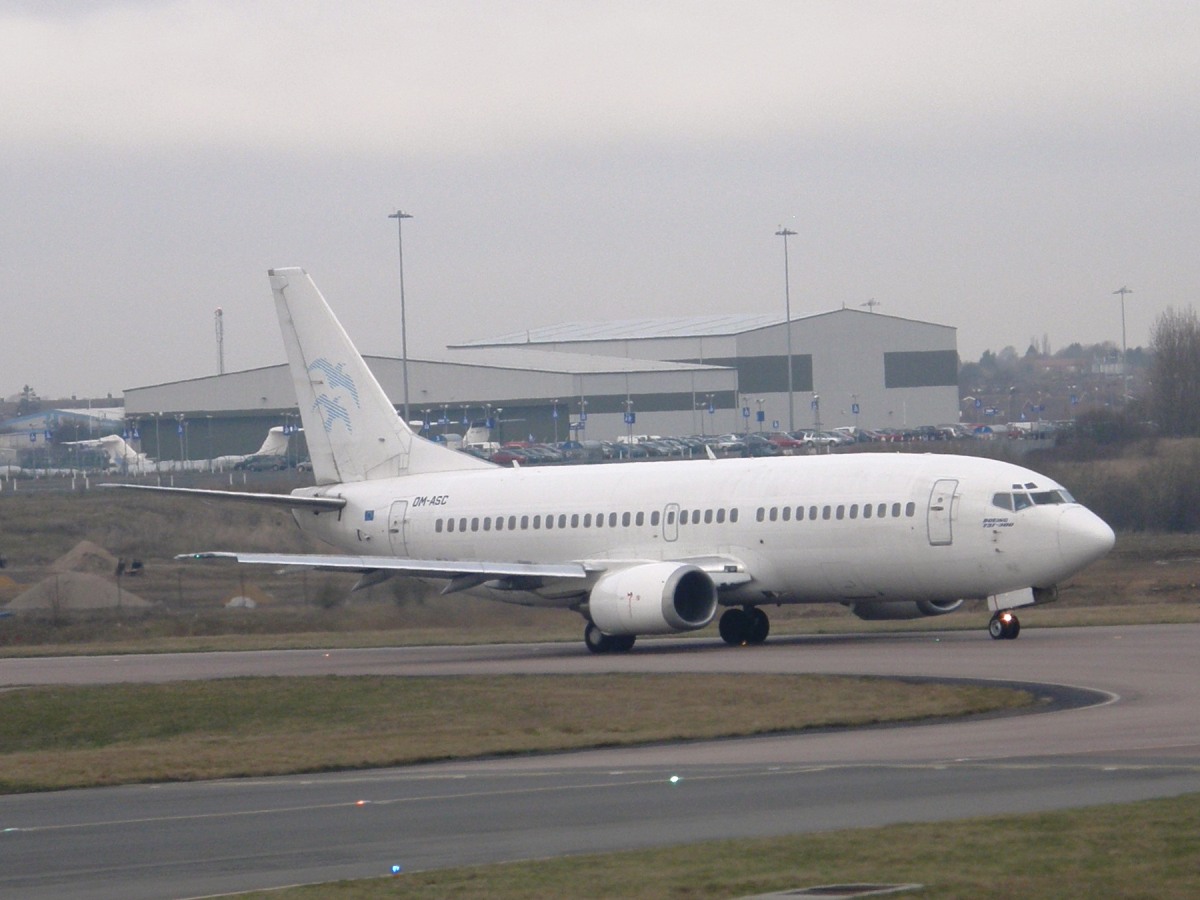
988,616,1005,640
1005,616,1021,640
612,634,636,652
746,607,770,644
584,622,614,653
719,607,749,645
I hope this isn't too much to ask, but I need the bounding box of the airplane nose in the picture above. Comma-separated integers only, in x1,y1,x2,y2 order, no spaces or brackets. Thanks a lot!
1058,506,1116,568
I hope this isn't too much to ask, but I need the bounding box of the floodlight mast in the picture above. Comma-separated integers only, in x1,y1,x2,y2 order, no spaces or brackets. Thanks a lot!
776,227,797,432
389,210,414,423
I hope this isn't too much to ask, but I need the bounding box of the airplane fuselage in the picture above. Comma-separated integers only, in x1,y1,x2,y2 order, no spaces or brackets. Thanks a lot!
291,451,1111,610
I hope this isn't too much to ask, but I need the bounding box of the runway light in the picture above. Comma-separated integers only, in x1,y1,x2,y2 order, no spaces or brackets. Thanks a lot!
356,800,367,806
391,864,404,875
669,775,680,784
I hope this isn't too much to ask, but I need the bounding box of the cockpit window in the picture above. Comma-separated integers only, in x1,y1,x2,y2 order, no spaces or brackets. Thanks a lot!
1031,489,1074,505
995,488,1075,511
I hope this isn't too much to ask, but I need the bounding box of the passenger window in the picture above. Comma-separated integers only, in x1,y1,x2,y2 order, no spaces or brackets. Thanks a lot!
483,517,491,531
509,516,517,530
795,506,804,521
836,505,845,520
558,514,567,528
716,508,726,523
545,515,554,530
891,503,901,517
756,507,765,522
459,517,468,532
583,513,592,527
704,509,713,524
863,504,872,519
521,515,529,529
769,507,778,522
596,511,605,527
446,518,454,533
822,506,831,520
636,511,645,526
651,510,661,526
730,508,739,523
666,510,675,525
905,502,916,517
877,503,886,518
621,512,631,527
436,519,443,533
809,506,818,520
849,504,858,519
781,506,791,522
571,514,579,528
533,515,541,529
992,493,1014,511
471,517,479,532
609,512,617,527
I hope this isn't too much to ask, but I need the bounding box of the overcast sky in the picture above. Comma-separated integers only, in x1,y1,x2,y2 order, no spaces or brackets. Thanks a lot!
2,1,1197,400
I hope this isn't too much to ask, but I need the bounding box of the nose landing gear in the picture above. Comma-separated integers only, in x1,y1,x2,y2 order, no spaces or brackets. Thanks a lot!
988,610,1021,640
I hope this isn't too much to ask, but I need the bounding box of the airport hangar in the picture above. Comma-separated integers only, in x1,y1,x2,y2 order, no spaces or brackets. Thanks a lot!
122,307,959,461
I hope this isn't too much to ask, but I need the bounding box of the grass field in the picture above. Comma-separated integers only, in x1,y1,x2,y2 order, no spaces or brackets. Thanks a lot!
233,793,1200,899
0,673,1029,794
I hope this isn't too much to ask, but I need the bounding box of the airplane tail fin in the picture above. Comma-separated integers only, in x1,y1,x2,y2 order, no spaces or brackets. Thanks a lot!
255,426,290,457
269,267,493,485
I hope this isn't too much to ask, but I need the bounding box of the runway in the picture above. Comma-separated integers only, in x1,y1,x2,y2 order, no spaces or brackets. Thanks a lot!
3,624,1199,899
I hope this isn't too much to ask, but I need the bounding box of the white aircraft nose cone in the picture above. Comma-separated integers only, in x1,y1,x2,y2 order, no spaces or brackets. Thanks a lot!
1058,506,1116,568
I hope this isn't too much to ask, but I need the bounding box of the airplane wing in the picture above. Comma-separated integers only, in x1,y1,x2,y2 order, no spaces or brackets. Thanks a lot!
100,483,346,512
178,551,590,594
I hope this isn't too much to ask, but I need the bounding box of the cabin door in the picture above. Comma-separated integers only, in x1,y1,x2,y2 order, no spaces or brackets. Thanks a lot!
388,500,410,555
662,503,680,542
927,479,958,546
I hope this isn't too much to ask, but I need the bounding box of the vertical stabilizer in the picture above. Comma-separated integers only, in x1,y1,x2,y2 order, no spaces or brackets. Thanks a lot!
269,268,493,484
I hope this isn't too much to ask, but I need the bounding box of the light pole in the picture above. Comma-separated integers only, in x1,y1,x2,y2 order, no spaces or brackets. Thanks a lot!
1113,286,1132,403
776,227,797,432
388,210,414,423
552,399,559,443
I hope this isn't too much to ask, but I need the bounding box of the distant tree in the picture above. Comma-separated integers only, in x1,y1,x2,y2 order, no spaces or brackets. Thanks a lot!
17,384,41,415
1150,306,1200,436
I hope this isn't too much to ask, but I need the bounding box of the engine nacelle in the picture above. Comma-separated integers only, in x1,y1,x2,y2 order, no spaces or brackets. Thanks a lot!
586,562,718,636
847,598,965,621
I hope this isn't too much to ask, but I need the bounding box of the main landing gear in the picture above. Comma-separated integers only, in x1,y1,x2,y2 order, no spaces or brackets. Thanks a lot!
584,622,636,654
718,606,770,646
988,609,1021,640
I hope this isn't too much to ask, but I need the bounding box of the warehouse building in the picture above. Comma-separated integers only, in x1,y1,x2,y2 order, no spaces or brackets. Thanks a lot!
122,306,958,462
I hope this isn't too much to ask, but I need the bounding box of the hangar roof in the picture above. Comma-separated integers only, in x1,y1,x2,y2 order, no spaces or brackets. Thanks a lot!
451,307,953,347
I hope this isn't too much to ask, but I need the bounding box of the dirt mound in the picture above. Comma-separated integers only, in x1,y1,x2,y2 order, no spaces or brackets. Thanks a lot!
5,572,150,611
50,541,121,576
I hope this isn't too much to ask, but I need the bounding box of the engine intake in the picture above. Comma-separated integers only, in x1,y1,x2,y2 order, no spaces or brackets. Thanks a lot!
587,562,718,636
847,598,964,621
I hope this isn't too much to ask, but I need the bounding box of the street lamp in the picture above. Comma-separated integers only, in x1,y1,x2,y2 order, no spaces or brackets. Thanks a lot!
1113,286,1133,402
776,227,797,432
388,210,414,423
552,399,559,443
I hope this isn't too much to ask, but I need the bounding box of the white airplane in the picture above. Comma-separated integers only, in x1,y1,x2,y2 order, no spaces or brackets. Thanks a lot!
211,425,294,469
107,268,1114,652
65,434,158,474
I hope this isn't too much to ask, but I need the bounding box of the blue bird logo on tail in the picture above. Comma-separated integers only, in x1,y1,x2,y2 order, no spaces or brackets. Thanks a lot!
308,358,360,433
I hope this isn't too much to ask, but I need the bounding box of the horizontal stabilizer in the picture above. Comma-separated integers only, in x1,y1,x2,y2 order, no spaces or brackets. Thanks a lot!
99,483,346,511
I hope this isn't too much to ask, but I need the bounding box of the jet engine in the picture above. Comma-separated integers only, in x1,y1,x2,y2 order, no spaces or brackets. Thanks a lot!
586,562,718,636
847,598,964,621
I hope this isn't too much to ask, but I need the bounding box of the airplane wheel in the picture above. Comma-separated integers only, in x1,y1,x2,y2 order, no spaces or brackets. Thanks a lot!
612,634,636,652
989,611,1019,640
746,607,770,645
584,622,614,653
719,608,749,645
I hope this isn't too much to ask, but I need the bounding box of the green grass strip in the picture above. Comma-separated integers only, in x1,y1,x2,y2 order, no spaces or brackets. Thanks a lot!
0,674,1029,793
